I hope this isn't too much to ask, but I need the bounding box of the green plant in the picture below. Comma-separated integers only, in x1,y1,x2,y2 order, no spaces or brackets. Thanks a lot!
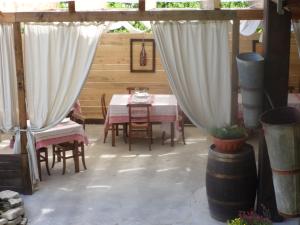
228,211,272,225
221,1,250,8
211,125,246,139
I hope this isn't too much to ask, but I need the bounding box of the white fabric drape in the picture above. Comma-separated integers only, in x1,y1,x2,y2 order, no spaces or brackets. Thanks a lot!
152,21,231,129
292,20,300,58
20,22,106,182
0,24,19,132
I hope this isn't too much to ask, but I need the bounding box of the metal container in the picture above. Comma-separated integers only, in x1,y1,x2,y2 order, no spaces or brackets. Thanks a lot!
237,52,264,129
261,107,300,217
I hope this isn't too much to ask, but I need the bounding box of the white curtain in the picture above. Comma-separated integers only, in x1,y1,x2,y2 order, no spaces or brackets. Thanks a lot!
0,24,19,133
292,20,300,58
17,22,106,182
152,21,231,129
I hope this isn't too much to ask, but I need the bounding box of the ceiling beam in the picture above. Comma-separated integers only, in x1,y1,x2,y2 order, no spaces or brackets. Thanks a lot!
0,9,263,23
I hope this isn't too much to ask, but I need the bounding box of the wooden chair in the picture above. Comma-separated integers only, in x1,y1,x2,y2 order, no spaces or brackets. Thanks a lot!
127,103,152,151
69,100,86,130
126,87,149,94
36,147,51,181
52,141,87,175
101,93,127,143
161,106,186,145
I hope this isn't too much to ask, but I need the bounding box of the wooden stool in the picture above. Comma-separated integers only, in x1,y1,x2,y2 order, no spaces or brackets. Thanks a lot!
52,142,87,174
36,147,51,181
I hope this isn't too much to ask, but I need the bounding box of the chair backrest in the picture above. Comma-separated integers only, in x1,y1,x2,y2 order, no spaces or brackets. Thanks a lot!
127,87,150,94
128,103,151,123
101,94,107,119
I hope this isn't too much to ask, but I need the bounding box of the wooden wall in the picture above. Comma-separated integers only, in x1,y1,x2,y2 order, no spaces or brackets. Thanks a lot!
254,33,300,92
79,33,171,120
79,32,300,120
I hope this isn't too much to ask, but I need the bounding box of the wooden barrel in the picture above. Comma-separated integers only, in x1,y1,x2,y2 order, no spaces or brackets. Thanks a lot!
206,144,257,222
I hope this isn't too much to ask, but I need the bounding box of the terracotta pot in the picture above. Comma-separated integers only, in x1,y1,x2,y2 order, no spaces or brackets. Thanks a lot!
212,136,246,153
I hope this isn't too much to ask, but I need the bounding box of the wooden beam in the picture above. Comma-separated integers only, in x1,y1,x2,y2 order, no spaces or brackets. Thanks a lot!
0,9,263,23
139,0,146,11
13,22,33,195
68,1,76,13
256,0,291,221
231,18,240,124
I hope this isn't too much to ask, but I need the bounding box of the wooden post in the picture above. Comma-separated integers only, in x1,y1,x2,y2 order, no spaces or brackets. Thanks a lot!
231,18,240,124
214,0,221,9
13,22,33,195
68,1,76,13
256,0,291,221
139,0,146,11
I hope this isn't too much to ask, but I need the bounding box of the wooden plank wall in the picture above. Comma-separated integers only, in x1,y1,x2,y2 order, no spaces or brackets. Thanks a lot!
0,155,23,193
79,32,261,120
255,33,300,92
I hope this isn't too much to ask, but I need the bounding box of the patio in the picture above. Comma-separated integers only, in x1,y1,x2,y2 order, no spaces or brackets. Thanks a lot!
0,125,238,225
0,125,298,225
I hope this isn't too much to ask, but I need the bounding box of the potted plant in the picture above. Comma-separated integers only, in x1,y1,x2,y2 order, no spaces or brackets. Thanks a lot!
211,125,247,153
228,211,272,225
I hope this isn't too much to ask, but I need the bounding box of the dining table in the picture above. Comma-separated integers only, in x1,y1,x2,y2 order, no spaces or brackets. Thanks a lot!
33,119,88,173
105,94,178,147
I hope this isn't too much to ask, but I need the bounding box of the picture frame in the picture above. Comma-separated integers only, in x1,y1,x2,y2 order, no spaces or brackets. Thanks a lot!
130,39,156,73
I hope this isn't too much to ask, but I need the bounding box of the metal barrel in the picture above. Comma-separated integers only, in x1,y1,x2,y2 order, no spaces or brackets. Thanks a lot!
237,52,264,129
206,144,257,222
261,107,300,217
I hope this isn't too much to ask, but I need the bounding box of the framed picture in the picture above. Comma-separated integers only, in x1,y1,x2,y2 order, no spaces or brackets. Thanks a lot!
130,39,156,73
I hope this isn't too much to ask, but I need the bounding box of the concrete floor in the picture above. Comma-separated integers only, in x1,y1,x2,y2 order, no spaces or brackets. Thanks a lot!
1,125,299,225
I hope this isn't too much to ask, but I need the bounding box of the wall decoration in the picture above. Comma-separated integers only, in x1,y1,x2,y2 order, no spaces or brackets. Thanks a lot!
130,39,155,73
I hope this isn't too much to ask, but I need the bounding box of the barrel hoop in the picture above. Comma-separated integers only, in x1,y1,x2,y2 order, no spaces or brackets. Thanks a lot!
206,169,252,179
208,155,250,163
240,85,263,91
272,168,300,175
207,196,252,206
243,103,263,109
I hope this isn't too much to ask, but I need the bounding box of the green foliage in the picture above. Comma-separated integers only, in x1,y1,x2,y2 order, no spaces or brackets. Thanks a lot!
221,1,250,8
157,2,201,8
211,125,246,139
107,2,138,8
58,1,68,9
228,211,272,225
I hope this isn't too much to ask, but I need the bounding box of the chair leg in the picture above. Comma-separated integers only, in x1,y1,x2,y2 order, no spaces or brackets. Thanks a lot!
52,145,56,168
45,148,51,176
80,143,87,170
103,129,108,143
161,131,166,145
128,127,131,151
37,150,42,181
123,124,127,143
62,150,66,175
116,124,119,136
148,125,152,151
182,126,186,145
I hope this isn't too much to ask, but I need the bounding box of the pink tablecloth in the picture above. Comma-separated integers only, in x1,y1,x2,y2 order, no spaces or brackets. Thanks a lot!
34,120,88,149
106,94,178,124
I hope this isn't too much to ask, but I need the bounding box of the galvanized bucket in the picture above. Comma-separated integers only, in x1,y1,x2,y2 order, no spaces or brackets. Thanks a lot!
237,52,264,129
261,107,300,217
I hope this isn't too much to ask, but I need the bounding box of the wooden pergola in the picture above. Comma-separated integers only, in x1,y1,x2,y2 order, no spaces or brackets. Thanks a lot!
0,1,298,209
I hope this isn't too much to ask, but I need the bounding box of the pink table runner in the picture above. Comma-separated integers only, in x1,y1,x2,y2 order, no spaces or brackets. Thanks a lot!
34,120,88,149
106,94,178,125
